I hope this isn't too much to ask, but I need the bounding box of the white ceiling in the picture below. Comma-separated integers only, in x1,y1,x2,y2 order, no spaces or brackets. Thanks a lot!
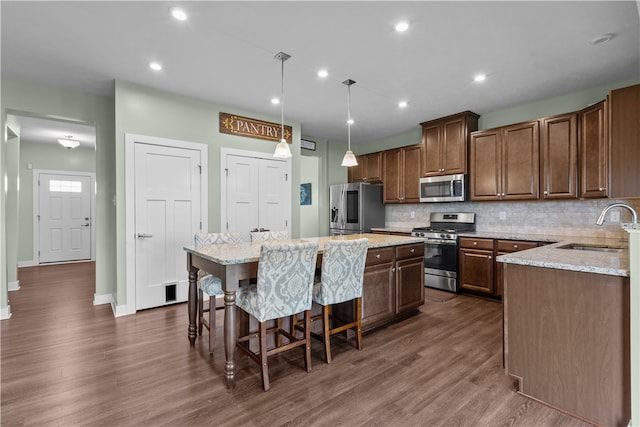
2,1,639,146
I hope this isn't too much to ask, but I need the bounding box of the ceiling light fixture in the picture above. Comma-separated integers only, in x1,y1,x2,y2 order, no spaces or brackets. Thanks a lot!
149,62,162,71
317,69,328,78
398,100,408,108
395,21,410,32
271,97,280,105
341,79,358,167
273,51,292,159
58,135,80,149
590,33,615,45
474,74,486,82
170,7,187,21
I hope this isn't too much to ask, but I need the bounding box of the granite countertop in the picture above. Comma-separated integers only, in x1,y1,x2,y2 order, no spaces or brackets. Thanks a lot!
185,233,424,265
495,234,630,277
370,227,414,234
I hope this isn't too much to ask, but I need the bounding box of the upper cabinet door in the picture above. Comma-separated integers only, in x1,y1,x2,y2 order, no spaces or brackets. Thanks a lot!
501,120,539,200
580,100,608,198
540,113,578,199
420,111,479,177
609,83,640,198
470,129,501,201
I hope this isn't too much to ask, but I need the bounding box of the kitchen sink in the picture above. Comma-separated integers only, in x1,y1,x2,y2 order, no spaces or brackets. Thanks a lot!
558,243,626,253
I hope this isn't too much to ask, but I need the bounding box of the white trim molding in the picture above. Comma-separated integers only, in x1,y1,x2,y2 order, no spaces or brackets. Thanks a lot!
8,280,20,291
124,133,208,315
93,293,113,306
17,260,37,268
0,305,12,320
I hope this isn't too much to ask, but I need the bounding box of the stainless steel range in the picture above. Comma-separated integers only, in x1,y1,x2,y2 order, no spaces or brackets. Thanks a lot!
411,212,476,293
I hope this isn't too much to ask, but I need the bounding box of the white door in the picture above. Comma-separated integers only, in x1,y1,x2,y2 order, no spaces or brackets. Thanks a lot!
38,173,92,263
224,153,289,240
135,143,202,310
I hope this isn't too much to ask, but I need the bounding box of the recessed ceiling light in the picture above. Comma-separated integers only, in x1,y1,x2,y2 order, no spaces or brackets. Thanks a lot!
317,69,328,78
149,62,163,71
395,21,409,32
271,97,280,105
398,101,408,108
590,33,615,45
170,7,187,21
347,118,354,125
474,74,486,82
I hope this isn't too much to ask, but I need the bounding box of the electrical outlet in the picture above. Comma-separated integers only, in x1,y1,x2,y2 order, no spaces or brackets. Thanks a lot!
610,211,620,223
410,211,415,219
499,211,506,220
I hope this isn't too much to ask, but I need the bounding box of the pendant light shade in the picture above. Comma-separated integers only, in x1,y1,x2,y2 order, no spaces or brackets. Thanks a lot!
341,79,358,167
273,51,292,159
58,135,80,149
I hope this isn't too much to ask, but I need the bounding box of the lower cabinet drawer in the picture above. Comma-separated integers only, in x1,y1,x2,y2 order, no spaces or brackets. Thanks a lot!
366,247,394,265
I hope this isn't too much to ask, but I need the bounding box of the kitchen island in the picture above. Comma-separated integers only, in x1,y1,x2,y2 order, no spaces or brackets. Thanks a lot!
497,239,630,426
184,233,425,389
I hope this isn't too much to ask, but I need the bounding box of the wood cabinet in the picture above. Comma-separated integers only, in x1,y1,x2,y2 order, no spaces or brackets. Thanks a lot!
459,237,542,299
383,144,421,203
540,113,578,199
459,237,495,295
348,152,383,183
609,83,640,198
470,120,540,201
340,243,424,331
580,100,608,198
420,111,479,177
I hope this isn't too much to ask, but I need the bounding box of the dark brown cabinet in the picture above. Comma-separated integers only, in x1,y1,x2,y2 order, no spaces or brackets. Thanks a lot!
383,145,422,203
459,238,495,295
609,83,640,198
470,120,540,201
348,152,383,183
420,111,479,177
348,243,425,331
580,100,608,198
540,113,578,199
460,237,542,299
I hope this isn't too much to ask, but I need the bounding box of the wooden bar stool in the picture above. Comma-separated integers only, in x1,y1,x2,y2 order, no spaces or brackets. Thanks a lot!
235,241,318,391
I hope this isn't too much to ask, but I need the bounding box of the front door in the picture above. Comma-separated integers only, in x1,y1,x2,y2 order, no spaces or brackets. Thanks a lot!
38,172,92,263
134,143,202,310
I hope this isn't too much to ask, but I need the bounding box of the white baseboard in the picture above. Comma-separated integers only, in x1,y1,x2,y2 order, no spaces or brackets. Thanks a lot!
0,305,12,320
95,293,134,317
18,260,37,268
8,280,20,291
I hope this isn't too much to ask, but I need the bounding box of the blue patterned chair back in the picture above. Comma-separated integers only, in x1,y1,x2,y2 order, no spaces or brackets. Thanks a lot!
238,242,318,322
194,232,243,246
250,230,289,242
314,238,369,306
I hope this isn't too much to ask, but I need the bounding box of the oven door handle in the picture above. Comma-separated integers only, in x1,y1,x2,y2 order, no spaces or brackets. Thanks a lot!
424,239,457,245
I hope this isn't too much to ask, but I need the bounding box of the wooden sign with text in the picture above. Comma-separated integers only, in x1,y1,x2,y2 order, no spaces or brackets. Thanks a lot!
219,112,292,144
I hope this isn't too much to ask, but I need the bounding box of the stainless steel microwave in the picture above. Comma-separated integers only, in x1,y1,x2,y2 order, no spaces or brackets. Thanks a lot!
419,174,466,202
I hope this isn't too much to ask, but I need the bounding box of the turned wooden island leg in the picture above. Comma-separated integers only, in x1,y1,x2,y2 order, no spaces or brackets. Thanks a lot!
224,289,237,390
187,259,198,345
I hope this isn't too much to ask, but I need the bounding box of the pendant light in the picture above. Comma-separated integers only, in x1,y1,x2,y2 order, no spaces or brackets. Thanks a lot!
341,79,358,167
273,51,292,158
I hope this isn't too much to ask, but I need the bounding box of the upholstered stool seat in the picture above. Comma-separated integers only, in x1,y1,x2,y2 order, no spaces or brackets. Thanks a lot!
235,241,318,391
194,232,242,354
295,238,368,363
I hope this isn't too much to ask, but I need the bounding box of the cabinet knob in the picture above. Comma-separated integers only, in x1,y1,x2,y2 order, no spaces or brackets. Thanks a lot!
376,254,381,259
514,245,518,249
473,241,477,246
392,267,396,272
543,191,548,195
410,248,415,253
488,255,492,260
599,187,606,191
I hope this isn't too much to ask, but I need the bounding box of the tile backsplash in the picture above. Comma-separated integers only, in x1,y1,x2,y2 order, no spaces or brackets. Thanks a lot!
386,198,640,239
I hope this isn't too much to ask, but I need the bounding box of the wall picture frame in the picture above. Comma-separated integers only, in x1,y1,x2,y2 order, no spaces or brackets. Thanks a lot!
301,139,316,151
300,183,311,205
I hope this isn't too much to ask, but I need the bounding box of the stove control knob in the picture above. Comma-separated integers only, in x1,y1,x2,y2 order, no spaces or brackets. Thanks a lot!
440,233,446,239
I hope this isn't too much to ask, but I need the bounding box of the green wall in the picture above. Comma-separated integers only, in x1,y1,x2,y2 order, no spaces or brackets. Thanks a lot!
18,141,96,262
1,75,115,315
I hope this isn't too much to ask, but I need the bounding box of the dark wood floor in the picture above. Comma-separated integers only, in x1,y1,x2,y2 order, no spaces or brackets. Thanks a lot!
1,263,589,426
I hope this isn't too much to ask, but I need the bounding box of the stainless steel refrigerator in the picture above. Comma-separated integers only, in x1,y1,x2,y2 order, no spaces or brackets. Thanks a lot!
329,183,385,235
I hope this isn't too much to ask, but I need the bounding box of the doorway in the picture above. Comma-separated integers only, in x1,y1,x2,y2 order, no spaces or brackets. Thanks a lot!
125,134,208,313
221,148,292,241
36,170,95,264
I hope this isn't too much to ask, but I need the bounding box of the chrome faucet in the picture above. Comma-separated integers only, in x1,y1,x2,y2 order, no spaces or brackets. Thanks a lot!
595,202,639,225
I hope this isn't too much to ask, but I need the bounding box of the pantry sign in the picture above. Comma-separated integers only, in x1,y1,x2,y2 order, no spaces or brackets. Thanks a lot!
219,112,292,144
